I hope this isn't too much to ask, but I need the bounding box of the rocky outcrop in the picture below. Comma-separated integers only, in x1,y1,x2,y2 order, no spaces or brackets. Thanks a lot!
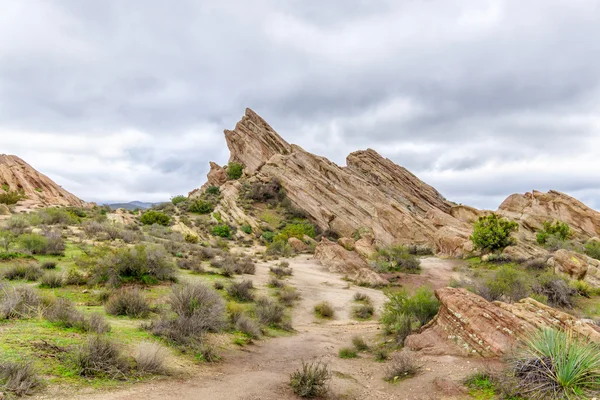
288,237,308,252
0,154,84,207
549,249,600,287
406,288,600,358
499,190,600,239
314,238,387,286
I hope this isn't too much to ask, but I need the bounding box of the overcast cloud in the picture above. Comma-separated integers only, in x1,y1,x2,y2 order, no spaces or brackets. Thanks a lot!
0,0,599,209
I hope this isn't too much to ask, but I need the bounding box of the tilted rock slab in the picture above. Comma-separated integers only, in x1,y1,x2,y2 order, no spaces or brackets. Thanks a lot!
405,287,600,358
550,249,600,287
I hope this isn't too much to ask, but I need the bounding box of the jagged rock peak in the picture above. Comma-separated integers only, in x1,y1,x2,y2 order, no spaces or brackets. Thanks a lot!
0,154,84,207
224,108,291,174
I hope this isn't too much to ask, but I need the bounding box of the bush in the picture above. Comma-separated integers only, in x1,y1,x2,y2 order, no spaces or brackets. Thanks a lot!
533,273,574,308
584,240,600,261
352,336,369,351
267,277,284,288
226,280,254,302
476,265,531,302
40,271,64,288
37,208,80,225
266,239,294,257
189,199,214,214
0,230,17,252
235,256,256,274
3,263,43,281
41,261,57,269
290,361,330,398
18,233,48,255
509,328,600,399
353,292,372,303
44,298,110,333
470,214,518,252
171,195,187,205
0,189,26,205
381,287,439,343
0,360,42,396
211,224,231,238
135,342,167,375
93,244,176,286
372,245,421,273
235,315,261,339
64,268,87,286
140,211,170,226
226,162,243,180
339,347,358,359
74,335,129,379
278,286,300,306
0,285,41,319
240,224,252,234
536,220,572,245
314,301,334,319
269,263,293,278
206,186,220,195
105,289,151,318
255,297,285,325
384,352,419,382
243,178,284,203
352,304,374,320
374,348,389,362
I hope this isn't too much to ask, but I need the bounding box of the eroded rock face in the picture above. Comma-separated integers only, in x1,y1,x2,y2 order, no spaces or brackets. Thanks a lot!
314,238,387,286
406,288,600,358
549,249,600,287
0,154,84,207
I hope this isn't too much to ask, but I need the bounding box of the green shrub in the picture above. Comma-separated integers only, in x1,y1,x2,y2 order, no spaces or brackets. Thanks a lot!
509,328,600,399
18,233,48,255
289,361,331,398
584,240,600,261
3,263,43,281
226,162,243,180
171,195,187,205
352,336,369,351
44,298,110,333
277,222,316,240
372,245,421,273
314,301,335,319
352,303,374,320
536,220,572,245
240,224,252,234
470,214,518,252
338,347,358,359
189,199,214,214
261,231,275,243
140,210,170,226
206,186,220,195
353,292,372,303
381,287,439,343
477,265,531,302
0,189,26,205
41,261,57,269
0,230,16,252
40,271,64,288
37,208,80,225
0,360,42,396
266,239,294,257
211,224,231,238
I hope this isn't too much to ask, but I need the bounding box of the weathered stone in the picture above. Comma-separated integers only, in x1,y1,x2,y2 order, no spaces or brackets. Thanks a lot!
337,237,355,251
406,287,600,358
0,204,9,215
288,237,307,252
354,234,377,259
0,154,85,207
549,249,600,287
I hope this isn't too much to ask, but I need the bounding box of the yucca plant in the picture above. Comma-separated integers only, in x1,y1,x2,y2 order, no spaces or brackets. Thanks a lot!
510,328,600,399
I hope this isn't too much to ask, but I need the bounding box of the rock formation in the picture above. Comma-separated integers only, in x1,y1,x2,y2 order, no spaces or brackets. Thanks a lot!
0,154,84,207
549,249,600,287
406,287,600,358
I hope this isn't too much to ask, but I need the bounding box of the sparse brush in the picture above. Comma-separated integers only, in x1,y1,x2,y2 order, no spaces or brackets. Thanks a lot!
374,348,389,362
41,261,57,269
352,303,374,320
0,285,41,319
135,342,168,375
290,361,331,398
570,280,593,298
267,277,284,288
235,256,256,275
338,347,358,359
221,263,235,277
226,280,254,302
353,292,372,303
213,281,224,290
384,352,419,382
314,301,334,319
3,263,43,281
269,265,293,278
0,360,43,396
352,336,369,351
85,313,111,334
235,315,262,339
255,297,285,325
105,288,151,318
40,271,64,288
74,335,129,379
278,286,300,307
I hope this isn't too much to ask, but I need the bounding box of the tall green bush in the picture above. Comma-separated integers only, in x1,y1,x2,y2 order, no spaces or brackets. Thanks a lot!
227,163,243,180
470,214,518,252
381,287,439,343
536,220,572,245
140,210,170,226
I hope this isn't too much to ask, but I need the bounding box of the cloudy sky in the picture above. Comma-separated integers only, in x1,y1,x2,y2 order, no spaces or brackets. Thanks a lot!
1,0,599,210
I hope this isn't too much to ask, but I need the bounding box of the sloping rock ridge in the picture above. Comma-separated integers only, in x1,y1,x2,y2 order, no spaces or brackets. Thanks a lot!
0,154,84,207
405,287,600,358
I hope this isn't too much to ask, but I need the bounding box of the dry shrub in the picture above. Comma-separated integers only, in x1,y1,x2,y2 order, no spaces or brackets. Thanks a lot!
40,271,64,288
269,264,293,278
3,263,43,281
290,361,331,398
352,336,369,351
0,284,41,319
74,335,129,379
135,342,168,375
384,352,419,382
226,280,254,302
267,277,284,288
353,292,372,303
352,303,374,320
44,298,110,334
278,286,300,307
104,288,151,318
255,297,285,325
314,301,334,319
235,315,262,339
0,360,43,396
41,261,57,269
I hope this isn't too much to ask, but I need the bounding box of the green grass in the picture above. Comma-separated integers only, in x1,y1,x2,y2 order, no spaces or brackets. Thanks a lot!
338,347,358,359
465,372,496,400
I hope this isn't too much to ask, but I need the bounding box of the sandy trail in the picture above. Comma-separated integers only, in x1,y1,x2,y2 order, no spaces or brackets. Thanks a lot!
39,255,493,400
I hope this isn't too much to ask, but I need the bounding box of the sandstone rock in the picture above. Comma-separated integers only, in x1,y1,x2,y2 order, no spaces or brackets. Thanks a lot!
449,205,489,224
314,238,387,286
354,234,377,259
0,204,9,215
433,377,467,397
337,237,355,251
0,154,85,207
406,287,600,358
549,249,600,287
302,235,317,246
288,237,307,252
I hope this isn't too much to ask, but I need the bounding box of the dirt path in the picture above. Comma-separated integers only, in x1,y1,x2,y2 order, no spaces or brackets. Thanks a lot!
40,255,493,400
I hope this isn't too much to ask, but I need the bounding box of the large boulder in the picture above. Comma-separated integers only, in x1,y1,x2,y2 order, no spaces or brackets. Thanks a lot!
337,237,355,251
314,238,387,286
288,237,307,252
354,234,377,259
406,287,600,358
549,249,600,287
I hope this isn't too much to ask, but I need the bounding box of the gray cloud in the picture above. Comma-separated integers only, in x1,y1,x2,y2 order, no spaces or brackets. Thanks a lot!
0,0,599,210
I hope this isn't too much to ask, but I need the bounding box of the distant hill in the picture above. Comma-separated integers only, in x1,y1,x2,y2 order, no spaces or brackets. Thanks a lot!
106,201,158,210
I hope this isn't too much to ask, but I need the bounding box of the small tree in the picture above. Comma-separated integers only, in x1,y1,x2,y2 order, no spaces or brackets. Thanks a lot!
140,210,170,226
536,220,572,245
0,230,16,252
170,195,187,205
226,163,243,180
470,214,518,253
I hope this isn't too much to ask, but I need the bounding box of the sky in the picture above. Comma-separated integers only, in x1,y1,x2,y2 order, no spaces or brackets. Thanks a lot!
0,0,599,210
